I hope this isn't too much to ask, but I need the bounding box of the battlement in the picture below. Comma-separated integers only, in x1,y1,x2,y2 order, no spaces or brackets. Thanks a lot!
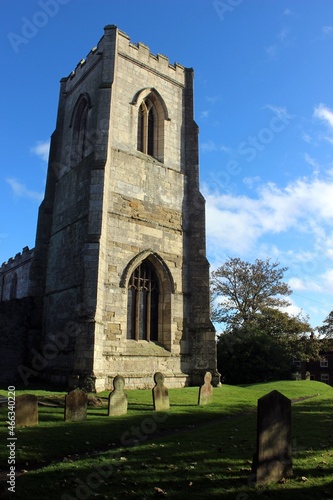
62,25,187,89
116,27,186,82
1,246,35,274
61,41,102,85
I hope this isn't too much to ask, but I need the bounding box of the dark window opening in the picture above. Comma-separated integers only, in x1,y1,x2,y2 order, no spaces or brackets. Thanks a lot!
72,97,90,164
147,109,154,156
137,97,157,158
127,261,159,341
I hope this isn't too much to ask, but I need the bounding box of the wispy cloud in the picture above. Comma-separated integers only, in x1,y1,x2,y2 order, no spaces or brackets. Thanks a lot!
304,153,320,174
314,104,333,144
314,103,333,129
264,104,295,122
265,22,295,59
265,45,277,58
283,8,293,17
7,178,43,203
30,140,50,162
200,111,209,119
322,26,333,37
201,140,217,152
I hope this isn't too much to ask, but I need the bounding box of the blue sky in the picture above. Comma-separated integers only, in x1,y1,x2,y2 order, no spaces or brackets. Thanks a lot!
1,0,333,329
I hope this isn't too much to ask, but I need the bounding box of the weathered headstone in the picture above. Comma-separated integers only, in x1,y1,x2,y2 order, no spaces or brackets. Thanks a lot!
16,394,38,427
64,388,87,422
198,371,213,405
152,372,169,411
252,390,292,485
108,375,128,416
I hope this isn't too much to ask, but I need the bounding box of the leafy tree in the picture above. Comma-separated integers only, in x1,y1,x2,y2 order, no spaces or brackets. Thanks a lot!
211,257,292,329
216,311,314,384
317,310,333,338
217,328,293,384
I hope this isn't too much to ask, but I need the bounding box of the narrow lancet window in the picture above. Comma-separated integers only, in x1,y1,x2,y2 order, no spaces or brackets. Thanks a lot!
127,260,159,341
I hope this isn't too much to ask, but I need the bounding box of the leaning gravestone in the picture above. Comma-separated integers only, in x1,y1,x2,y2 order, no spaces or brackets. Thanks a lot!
252,390,292,485
152,372,170,411
64,388,87,422
198,371,213,405
16,394,38,427
108,375,128,416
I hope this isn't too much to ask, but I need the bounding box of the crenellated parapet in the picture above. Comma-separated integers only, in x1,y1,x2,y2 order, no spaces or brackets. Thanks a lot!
61,25,186,93
1,246,34,273
0,246,34,301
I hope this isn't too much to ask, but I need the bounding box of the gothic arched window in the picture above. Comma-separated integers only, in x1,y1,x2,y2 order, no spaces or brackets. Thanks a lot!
71,94,91,164
136,89,167,163
127,260,159,341
137,98,157,157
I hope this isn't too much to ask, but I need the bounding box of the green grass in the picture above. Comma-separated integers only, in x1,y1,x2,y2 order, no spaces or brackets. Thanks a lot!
0,381,332,499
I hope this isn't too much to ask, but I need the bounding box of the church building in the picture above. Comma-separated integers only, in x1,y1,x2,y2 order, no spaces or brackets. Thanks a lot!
0,26,218,391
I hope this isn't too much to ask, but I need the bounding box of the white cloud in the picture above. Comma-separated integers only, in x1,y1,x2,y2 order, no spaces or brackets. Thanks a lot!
302,132,312,143
205,172,333,259
243,176,261,188
280,299,303,319
319,268,333,293
7,178,43,203
314,104,333,129
30,140,50,162
288,276,322,293
201,140,217,153
304,153,320,174
264,104,295,122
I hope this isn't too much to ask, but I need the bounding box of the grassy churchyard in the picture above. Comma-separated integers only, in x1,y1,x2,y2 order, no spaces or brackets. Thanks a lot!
0,381,332,499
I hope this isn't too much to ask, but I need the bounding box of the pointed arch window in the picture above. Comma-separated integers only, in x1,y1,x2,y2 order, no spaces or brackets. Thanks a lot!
127,260,159,341
71,95,91,165
136,90,166,162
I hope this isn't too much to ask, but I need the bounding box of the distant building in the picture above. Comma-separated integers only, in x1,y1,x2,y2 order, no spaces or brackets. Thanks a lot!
306,352,333,386
293,341,333,386
0,26,219,391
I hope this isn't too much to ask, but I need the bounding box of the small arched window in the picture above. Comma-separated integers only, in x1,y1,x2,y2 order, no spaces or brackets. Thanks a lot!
127,260,159,341
71,95,91,164
137,98,157,157
136,90,167,162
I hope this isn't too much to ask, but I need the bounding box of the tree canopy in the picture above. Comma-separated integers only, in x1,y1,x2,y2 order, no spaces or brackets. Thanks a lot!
317,310,333,339
211,257,292,329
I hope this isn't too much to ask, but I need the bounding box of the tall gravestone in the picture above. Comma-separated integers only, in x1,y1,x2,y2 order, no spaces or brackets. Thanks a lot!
108,375,128,416
198,371,213,405
16,394,38,427
252,390,292,485
64,388,87,422
152,372,170,411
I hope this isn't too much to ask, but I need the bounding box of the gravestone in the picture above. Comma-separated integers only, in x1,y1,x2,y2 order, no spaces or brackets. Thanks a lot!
64,388,87,422
198,371,213,405
108,375,128,416
252,390,292,485
16,394,38,427
152,372,170,411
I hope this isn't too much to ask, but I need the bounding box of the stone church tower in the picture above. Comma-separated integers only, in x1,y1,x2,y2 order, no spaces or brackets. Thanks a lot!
29,25,218,390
